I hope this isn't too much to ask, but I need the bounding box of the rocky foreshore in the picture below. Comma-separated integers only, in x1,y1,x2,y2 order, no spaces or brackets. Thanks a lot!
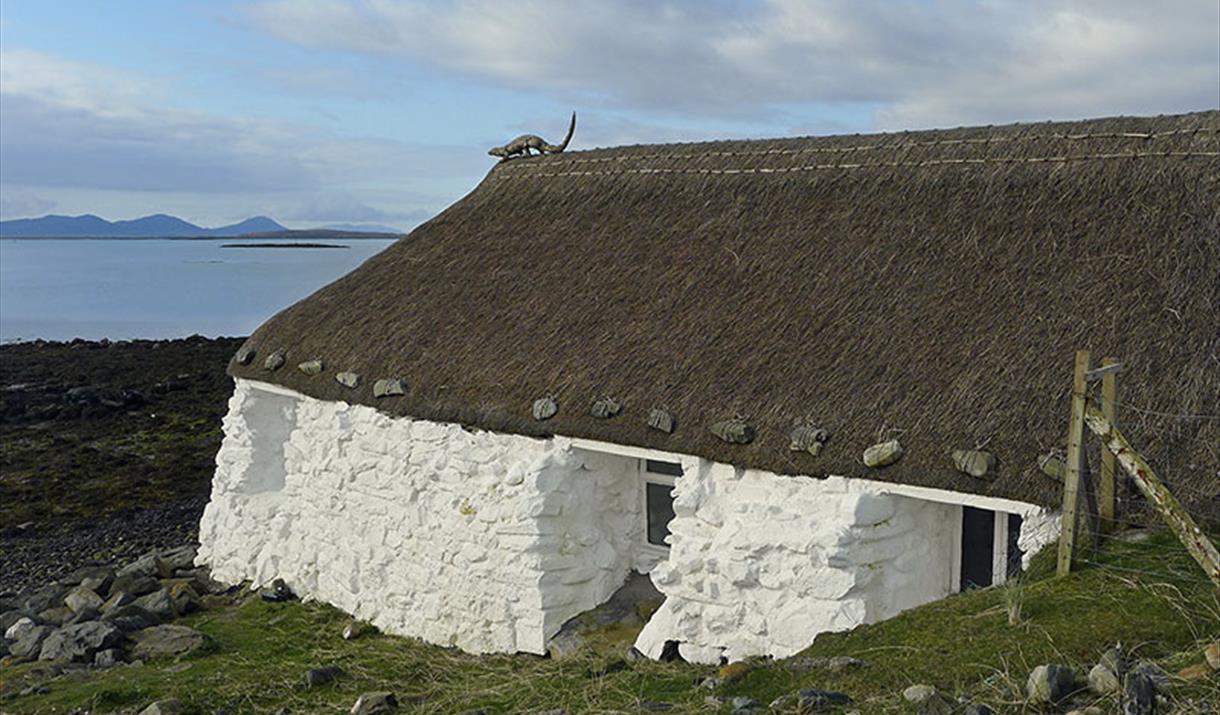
0,336,242,594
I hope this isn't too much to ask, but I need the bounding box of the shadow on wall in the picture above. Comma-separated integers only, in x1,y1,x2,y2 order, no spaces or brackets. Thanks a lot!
236,387,297,494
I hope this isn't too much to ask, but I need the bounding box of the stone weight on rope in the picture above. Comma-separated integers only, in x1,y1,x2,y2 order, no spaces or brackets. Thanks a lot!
335,371,360,389
1037,452,1065,482
647,407,675,434
234,346,256,366
710,417,755,444
863,439,903,468
297,359,324,376
590,397,621,419
263,349,286,371
951,449,996,479
533,397,558,421
372,378,406,398
789,422,830,456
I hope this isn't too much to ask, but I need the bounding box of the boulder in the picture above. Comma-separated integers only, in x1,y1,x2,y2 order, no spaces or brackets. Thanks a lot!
351,691,399,715
94,648,124,668
903,684,938,703
951,449,996,478
135,588,176,620
110,574,160,598
138,699,183,715
8,624,53,661
64,587,104,615
1088,662,1121,694
78,567,116,594
260,578,296,602
4,616,39,642
917,693,957,715
117,552,170,580
1026,664,1076,705
101,604,160,633
1122,671,1156,715
101,591,136,614
798,689,853,711
68,606,102,625
159,545,198,573
1,609,34,634
129,624,206,660
23,585,68,613
38,606,75,627
305,664,344,687
729,696,759,715
38,621,123,662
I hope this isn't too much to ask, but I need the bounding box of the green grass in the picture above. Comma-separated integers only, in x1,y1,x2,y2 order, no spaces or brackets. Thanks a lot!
3,532,1218,714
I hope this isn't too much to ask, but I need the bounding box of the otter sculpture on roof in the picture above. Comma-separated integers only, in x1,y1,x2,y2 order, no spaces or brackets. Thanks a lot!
488,112,576,160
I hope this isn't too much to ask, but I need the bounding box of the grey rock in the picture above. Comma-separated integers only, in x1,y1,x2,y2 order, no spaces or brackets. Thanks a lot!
647,407,675,433
1100,644,1128,678
129,624,206,659
38,621,123,662
159,545,198,573
1,609,34,634
1122,671,1156,715
342,620,368,640
863,439,904,467
789,421,830,456
373,378,406,398
165,581,202,615
306,664,344,687
139,699,183,715
263,349,286,371
590,397,622,418
799,689,854,711
918,693,957,715
38,606,75,626
23,585,68,613
102,604,160,633
952,449,996,478
1026,664,1077,704
260,578,296,602
1131,662,1170,689
903,685,938,703
20,684,50,696
9,624,53,660
5,616,39,642
351,691,399,714
101,591,136,614
298,358,324,376
532,397,558,421
709,416,755,444
78,567,116,595
234,346,256,365
624,646,647,662
135,589,176,620
173,568,224,595
788,655,869,672
961,705,995,715
94,648,123,668
64,587,104,615
117,551,170,580
1089,663,1121,694
729,696,760,714
110,574,160,598
68,606,102,625
1038,452,1066,481
336,371,361,388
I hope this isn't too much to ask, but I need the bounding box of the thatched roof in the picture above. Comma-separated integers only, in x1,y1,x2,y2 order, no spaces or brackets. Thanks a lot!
232,111,1220,516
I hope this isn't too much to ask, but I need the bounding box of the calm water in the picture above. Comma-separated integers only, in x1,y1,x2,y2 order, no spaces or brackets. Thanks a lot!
0,238,398,342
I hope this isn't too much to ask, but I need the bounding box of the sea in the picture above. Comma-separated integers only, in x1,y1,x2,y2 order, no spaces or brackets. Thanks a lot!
0,237,398,343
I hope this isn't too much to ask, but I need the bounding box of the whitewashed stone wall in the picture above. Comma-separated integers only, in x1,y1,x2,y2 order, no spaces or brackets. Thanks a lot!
633,463,960,663
197,379,639,654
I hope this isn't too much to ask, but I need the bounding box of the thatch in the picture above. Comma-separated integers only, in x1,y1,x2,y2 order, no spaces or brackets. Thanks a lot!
231,111,1220,517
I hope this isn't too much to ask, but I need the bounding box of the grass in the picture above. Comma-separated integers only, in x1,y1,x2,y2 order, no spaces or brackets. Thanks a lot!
3,531,1217,714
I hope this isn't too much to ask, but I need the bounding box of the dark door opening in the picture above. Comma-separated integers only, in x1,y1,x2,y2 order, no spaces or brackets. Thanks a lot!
960,506,995,591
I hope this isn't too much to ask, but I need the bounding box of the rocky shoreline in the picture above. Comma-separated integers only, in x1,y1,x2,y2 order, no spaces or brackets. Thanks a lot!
0,336,241,596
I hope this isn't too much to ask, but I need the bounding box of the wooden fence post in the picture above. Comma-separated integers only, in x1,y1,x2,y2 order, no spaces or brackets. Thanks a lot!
1099,357,1118,533
1057,350,1090,577
1082,404,1220,590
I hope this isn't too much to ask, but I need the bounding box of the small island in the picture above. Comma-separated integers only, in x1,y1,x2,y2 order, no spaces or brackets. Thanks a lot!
220,242,349,249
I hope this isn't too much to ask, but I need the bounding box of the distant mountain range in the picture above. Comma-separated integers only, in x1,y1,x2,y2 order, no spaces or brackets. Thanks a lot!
0,214,403,238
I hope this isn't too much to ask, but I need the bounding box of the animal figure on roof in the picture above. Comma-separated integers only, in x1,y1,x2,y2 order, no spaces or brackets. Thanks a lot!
488,112,576,160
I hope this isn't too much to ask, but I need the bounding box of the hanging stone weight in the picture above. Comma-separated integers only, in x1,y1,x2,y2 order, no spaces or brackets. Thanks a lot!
1037,452,1065,482
590,397,621,419
951,449,996,479
862,439,903,468
234,346,256,366
263,349,286,371
533,397,558,421
789,422,830,456
647,407,675,434
372,378,406,398
335,371,360,389
297,359,324,376
709,416,755,444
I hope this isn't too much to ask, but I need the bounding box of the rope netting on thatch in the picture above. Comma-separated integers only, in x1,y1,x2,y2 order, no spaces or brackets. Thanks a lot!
230,111,1219,519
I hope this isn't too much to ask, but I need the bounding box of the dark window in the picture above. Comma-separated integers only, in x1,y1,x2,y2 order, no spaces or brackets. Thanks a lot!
960,506,995,591
1007,513,1025,578
645,459,683,477
646,482,676,547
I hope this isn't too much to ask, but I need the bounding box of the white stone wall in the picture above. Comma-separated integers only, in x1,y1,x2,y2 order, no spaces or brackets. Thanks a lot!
197,379,639,654
632,463,960,663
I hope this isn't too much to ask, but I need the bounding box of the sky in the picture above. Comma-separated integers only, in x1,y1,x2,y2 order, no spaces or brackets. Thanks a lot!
1,1,1217,231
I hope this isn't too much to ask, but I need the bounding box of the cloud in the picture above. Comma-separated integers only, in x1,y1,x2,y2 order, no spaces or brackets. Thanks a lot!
244,0,1219,128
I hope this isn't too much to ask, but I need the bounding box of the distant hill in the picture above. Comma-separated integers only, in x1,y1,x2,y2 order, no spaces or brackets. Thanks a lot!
0,213,288,238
